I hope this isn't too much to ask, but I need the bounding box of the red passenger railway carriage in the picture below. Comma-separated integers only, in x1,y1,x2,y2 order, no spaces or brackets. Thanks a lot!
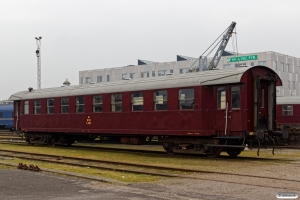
9,66,282,157
276,96,300,145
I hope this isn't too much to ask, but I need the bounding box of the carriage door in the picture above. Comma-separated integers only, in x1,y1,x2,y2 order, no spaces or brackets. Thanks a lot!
215,86,228,135
228,85,243,134
254,79,269,131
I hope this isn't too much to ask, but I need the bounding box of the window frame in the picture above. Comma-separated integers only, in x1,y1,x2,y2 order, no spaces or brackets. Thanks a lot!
131,92,143,111
282,105,293,115
93,95,103,112
231,86,240,109
178,88,194,110
154,90,168,111
24,100,29,114
34,100,41,114
47,99,54,114
61,98,69,113
111,94,122,112
76,96,85,113
217,87,226,109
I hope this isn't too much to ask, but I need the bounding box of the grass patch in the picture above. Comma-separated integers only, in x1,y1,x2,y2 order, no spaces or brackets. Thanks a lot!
0,143,299,178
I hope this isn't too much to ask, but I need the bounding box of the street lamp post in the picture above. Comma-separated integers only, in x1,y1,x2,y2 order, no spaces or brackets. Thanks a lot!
35,36,42,89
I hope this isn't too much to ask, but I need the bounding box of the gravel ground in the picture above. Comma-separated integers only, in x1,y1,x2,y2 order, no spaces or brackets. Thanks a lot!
1,149,300,200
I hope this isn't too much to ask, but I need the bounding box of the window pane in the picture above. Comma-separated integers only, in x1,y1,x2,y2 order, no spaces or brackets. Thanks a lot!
179,88,194,110
47,99,54,106
218,88,226,109
47,107,54,114
61,98,69,105
61,106,69,113
154,90,167,110
132,92,143,111
24,101,29,114
231,86,240,109
76,97,84,104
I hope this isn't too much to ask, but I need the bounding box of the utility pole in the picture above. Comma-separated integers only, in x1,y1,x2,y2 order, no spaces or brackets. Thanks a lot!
35,36,42,89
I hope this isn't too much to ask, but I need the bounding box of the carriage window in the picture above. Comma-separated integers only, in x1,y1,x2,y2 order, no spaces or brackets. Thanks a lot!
93,95,103,112
282,105,293,115
179,88,194,110
217,87,226,109
47,99,54,114
131,92,143,111
154,90,167,110
61,98,69,113
111,94,122,112
231,86,240,109
24,101,29,114
76,97,85,113
34,100,41,114
0,112,2,118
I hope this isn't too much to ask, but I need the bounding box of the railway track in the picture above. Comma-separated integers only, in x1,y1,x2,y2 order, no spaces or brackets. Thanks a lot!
0,148,300,190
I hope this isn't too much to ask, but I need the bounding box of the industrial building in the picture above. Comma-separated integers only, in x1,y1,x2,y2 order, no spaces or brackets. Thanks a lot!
79,51,300,97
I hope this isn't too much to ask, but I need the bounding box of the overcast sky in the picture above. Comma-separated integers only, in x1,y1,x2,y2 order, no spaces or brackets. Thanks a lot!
1,0,300,100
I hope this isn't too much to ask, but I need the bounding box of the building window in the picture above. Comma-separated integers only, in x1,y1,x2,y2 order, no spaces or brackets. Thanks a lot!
93,95,103,112
97,76,102,83
154,90,167,110
130,73,135,79
122,73,127,80
285,64,289,72
258,61,266,66
250,62,255,66
179,68,189,74
61,98,69,113
141,72,149,78
80,77,84,84
152,71,155,77
231,86,240,109
34,100,41,114
170,69,173,74
111,94,122,112
235,63,246,67
179,88,194,110
158,70,166,76
85,77,90,84
273,61,277,70
47,99,54,114
217,87,226,109
76,97,85,113
279,62,284,71
131,92,143,111
223,64,231,69
107,75,110,82
282,105,293,115
24,101,29,114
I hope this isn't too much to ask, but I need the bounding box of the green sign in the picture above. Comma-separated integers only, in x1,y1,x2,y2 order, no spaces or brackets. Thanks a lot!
227,55,258,62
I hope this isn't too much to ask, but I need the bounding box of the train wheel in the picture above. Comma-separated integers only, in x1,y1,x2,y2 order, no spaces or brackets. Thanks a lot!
162,141,175,155
206,147,222,158
47,137,56,146
226,149,242,157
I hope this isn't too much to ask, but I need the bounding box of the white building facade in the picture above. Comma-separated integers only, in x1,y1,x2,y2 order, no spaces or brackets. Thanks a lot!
79,51,300,97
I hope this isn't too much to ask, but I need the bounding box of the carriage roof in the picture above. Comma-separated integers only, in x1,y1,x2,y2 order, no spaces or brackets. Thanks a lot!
9,66,276,101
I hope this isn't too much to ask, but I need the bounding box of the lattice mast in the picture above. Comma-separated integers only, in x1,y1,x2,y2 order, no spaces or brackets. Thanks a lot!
35,37,42,89
189,21,236,72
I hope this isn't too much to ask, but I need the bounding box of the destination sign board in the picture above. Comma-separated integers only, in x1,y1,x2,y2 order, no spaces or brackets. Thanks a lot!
227,55,258,62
